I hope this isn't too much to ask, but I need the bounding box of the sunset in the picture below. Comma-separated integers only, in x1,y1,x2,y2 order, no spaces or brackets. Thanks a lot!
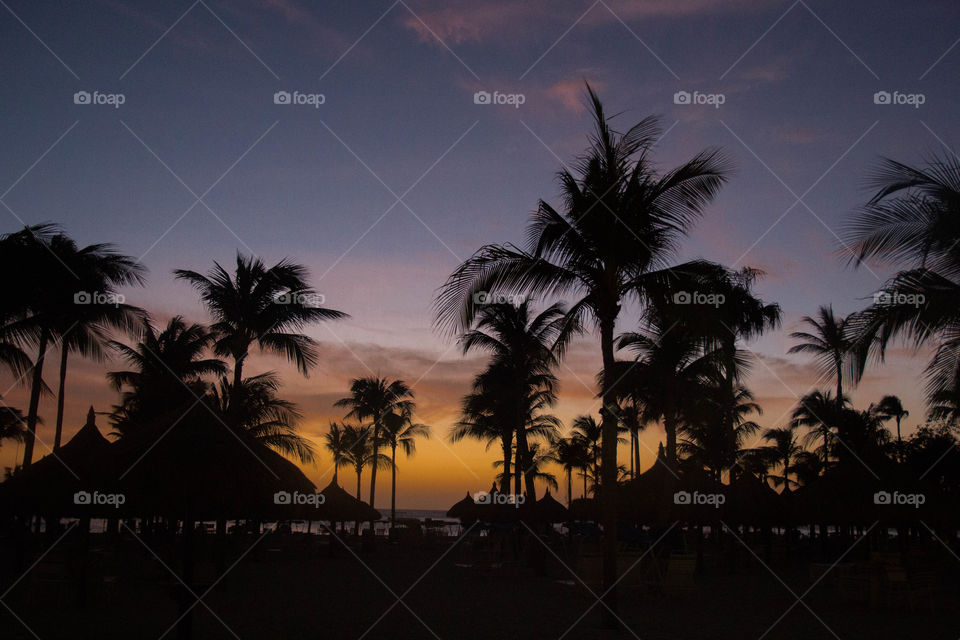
0,1,958,638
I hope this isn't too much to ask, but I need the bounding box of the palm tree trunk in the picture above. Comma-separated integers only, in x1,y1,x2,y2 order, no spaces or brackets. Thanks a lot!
54,346,68,451
514,439,522,496
355,469,362,499
664,414,678,466
598,311,620,623
390,443,397,529
516,426,536,500
22,328,50,467
582,468,588,499
633,433,641,477
368,415,380,508
500,431,512,494
232,355,245,392
567,469,572,507
629,431,635,478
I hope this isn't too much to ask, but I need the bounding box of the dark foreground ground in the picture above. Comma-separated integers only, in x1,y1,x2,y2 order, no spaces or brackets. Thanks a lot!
1,531,957,639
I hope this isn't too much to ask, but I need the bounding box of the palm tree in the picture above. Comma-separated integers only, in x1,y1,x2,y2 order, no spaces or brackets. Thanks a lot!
844,155,960,402
339,424,391,501
457,301,567,500
175,254,347,395
1,226,146,465
434,85,731,616
0,404,26,449
380,406,431,527
929,381,960,426
759,423,805,490
496,442,558,494
323,421,350,484
335,377,413,508
108,316,226,435
551,436,590,505
678,384,762,481
788,305,858,408
207,372,314,463
873,394,909,453
791,390,848,468
571,415,603,493
616,320,720,466
50,236,146,450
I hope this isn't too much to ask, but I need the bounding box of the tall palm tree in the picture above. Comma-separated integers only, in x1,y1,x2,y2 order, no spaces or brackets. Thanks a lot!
844,155,960,402
335,377,413,508
1,226,146,465
380,406,431,527
790,390,848,467
678,384,762,481
175,254,347,395
873,394,909,452
339,424,391,501
788,305,858,408
759,423,805,490
457,301,567,500
108,316,226,435
551,436,590,505
435,85,731,616
571,415,603,493
207,372,314,463
50,236,146,450
323,421,350,484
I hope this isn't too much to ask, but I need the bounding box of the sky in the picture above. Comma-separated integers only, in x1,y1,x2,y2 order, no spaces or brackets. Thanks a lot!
0,0,957,509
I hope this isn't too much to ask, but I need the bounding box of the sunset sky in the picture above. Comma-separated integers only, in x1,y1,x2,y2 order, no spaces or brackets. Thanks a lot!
1,0,958,509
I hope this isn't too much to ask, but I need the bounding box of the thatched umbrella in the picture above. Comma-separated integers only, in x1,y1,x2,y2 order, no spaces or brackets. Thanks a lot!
619,456,680,524
317,481,381,522
446,491,481,523
109,407,316,520
2,408,119,517
725,475,783,526
527,490,570,523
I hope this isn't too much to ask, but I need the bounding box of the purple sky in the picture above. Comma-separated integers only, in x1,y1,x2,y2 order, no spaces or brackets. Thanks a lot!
1,0,957,508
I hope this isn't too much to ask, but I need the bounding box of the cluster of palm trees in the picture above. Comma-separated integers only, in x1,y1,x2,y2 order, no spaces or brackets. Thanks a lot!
433,83,960,621
0,231,345,469
323,376,431,526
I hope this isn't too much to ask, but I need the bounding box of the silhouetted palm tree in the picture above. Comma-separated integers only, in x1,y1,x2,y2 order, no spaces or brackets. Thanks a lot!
571,415,603,493
457,301,566,500
845,155,960,401
323,421,350,484
175,254,347,396
929,381,960,426
789,305,858,408
380,406,430,527
760,423,805,490
497,442,558,493
679,385,762,481
49,236,146,450
108,316,226,435
434,86,732,614
1,226,145,465
552,436,590,505
791,390,848,467
873,394,909,455
207,372,314,463
0,404,26,449
335,376,413,508
340,424,391,501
